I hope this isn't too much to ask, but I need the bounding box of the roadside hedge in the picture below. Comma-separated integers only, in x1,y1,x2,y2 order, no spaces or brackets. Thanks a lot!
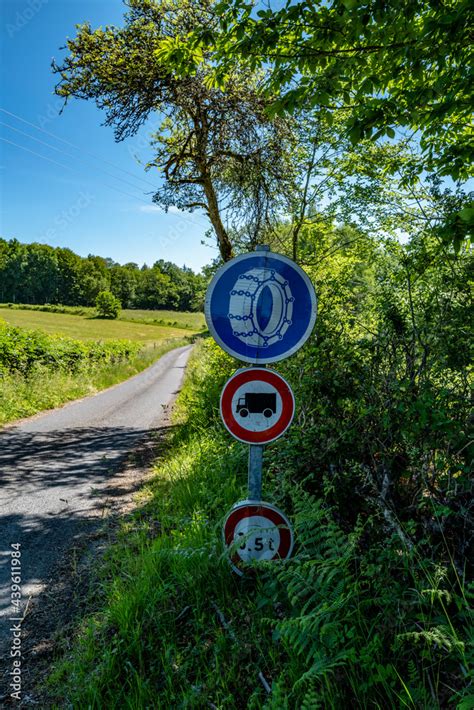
0,320,141,376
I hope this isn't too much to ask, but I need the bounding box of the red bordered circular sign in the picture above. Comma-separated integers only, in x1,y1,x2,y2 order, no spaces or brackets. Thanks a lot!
223,500,294,575
220,368,295,444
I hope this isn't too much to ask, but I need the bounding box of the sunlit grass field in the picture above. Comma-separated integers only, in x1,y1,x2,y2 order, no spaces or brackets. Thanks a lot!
121,309,206,330
0,307,200,343
0,304,207,331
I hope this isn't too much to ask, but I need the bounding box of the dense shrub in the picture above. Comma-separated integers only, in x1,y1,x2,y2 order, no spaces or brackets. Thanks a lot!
95,290,121,319
0,321,140,376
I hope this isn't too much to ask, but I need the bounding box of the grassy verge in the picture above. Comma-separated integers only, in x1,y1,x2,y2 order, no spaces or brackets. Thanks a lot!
0,304,206,331
46,340,472,708
0,338,191,426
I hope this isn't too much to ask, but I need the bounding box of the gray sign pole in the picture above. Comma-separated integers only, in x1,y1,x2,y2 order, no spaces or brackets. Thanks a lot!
248,445,263,500
246,244,270,501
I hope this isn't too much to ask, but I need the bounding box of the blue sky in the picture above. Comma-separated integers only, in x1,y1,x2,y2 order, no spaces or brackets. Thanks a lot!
0,0,214,272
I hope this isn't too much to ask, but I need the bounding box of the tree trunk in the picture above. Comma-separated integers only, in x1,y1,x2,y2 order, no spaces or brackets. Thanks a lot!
202,176,234,262
193,106,234,263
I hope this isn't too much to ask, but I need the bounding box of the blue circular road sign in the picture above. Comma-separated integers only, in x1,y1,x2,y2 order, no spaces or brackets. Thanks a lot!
205,250,317,364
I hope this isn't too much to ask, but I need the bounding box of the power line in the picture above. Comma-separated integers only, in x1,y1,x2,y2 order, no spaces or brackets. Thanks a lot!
1,120,158,195
0,136,157,203
0,106,160,190
0,107,210,229
0,136,209,229
1,136,76,174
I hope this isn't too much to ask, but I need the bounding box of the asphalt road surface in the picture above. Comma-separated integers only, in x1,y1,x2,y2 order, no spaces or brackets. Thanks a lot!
0,345,192,659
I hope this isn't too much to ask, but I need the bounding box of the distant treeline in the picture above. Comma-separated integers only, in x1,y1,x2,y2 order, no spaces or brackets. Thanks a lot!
0,239,206,311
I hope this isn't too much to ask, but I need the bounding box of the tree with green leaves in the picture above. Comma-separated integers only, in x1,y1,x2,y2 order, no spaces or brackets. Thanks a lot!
53,0,296,261
181,0,472,185
95,290,122,319
0,237,204,310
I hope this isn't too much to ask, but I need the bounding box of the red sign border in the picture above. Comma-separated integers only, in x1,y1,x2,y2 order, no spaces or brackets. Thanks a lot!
220,368,295,444
223,500,294,573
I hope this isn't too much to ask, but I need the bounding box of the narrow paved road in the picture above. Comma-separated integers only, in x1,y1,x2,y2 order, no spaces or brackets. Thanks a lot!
0,345,192,659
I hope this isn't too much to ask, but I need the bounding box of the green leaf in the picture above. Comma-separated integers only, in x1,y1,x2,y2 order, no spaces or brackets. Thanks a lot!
371,128,385,141
459,207,474,224
348,126,361,144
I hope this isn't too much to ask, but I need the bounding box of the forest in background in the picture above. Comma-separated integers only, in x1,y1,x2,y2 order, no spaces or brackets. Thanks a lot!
0,238,206,311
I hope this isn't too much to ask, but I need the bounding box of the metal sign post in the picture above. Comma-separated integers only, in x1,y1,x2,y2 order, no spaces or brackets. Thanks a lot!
248,246,266,503
249,246,266,503
248,445,263,500
249,335,265,500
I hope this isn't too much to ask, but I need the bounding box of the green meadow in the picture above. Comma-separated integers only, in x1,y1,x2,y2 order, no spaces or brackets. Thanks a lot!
0,307,200,343
120,308,206,330
0,304,206,332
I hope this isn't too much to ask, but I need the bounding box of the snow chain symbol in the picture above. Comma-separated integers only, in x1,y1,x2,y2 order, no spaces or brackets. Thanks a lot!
228,268,294,348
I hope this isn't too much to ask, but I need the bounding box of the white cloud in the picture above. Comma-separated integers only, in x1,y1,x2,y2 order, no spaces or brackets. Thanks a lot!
138,204,164,213
138,204,184,214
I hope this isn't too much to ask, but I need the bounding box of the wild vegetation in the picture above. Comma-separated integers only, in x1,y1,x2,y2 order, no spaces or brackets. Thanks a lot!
178,0,473,185
0,321,140,376
26,0,474,706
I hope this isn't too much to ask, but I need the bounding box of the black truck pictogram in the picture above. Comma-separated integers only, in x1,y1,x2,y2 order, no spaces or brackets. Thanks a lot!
236,392,276,418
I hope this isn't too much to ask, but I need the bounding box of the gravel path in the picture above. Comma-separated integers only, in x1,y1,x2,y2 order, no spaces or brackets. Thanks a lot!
0,345,192,662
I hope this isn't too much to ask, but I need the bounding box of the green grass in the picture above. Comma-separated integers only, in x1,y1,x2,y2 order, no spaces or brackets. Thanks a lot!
120,309,206,330
0,304,206,331
0,307,198,343
0,339,191,426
